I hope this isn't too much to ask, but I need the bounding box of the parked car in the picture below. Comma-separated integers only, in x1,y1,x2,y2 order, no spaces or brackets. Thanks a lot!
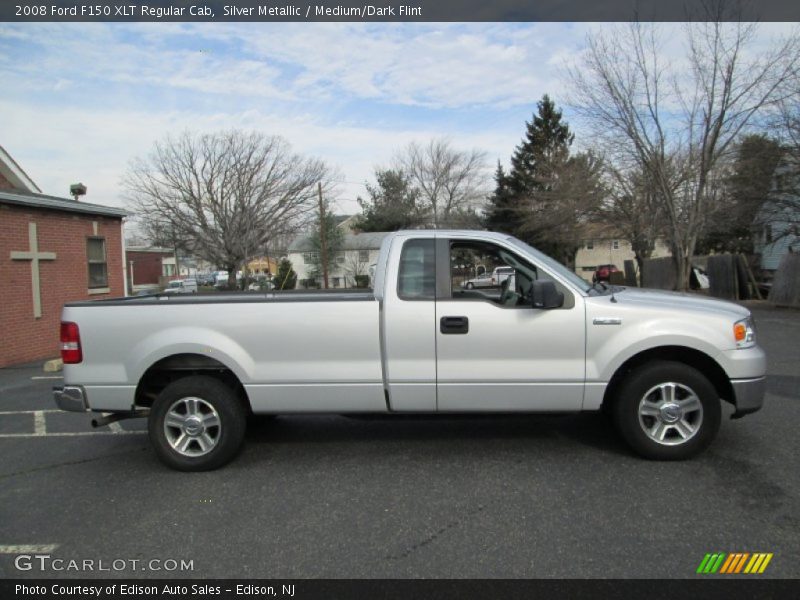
463,266,515,289
593,264,620,283
54,230,765,471
162,279,198,294
196,273,215,286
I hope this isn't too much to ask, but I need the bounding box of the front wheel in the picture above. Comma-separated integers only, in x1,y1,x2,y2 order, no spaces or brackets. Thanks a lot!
465,282,475,289
611,361,721,460
149,376,247,471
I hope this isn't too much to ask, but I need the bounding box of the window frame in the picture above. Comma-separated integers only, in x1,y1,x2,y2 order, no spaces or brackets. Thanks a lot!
86,236,108,289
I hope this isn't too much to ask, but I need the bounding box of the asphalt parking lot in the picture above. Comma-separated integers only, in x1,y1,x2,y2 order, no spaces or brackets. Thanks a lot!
0,303,798,579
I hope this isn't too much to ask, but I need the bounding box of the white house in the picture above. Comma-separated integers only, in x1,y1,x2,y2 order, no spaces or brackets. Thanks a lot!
288,231,389,288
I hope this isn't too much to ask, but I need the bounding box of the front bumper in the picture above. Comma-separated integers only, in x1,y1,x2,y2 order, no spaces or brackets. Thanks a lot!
53,386,89,412
730,377,766,419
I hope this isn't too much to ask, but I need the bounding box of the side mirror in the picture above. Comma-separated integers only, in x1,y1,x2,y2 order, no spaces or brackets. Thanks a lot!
531,280,564,309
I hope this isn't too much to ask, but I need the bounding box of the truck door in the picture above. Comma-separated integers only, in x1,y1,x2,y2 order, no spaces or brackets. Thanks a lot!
381,237,438,411
435,237,585,412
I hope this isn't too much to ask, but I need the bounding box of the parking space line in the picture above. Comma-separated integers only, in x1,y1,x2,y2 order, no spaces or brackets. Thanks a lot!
0,544,59,553
0,409,60,415
0,431,145,438
31,376,63,380
33,411,46,435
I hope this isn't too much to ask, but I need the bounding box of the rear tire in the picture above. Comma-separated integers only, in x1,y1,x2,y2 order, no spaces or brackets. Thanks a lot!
466,282,474,289
611,361,721,460
148,375,247,471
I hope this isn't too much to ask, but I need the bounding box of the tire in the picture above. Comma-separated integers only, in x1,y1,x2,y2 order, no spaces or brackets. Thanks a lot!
611,361,721,460
148,375,247,471
466,282,474,289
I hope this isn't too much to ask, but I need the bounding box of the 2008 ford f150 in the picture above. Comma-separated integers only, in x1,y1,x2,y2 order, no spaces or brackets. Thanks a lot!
53,230,766,470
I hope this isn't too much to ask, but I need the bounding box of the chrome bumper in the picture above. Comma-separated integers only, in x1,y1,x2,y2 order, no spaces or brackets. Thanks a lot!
53,386,89,412
730,377,766,419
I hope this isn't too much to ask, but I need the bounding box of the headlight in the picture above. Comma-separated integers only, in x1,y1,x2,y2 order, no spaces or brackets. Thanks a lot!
733,317,756,349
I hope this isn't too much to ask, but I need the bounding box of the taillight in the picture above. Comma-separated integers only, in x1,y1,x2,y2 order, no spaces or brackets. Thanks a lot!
60,321,82,364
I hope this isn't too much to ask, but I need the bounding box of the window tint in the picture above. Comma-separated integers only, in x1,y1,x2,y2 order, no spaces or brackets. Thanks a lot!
398,239,435,300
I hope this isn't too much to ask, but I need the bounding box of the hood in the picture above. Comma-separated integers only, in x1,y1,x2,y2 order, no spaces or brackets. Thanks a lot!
608,287,750,320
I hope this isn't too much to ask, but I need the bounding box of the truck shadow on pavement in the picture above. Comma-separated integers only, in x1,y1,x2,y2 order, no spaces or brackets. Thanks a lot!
244,412,632,458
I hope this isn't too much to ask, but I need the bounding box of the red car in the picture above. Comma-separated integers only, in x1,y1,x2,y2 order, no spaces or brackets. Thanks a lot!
593,264,620,283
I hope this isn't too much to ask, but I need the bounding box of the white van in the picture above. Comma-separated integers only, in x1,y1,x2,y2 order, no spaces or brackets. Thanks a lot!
163,279,198,294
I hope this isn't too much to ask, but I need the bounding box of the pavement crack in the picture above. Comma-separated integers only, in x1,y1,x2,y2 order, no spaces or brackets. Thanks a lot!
385,505,486,561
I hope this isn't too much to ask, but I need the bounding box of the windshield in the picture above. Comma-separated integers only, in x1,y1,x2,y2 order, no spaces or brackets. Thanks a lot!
505,236,591,293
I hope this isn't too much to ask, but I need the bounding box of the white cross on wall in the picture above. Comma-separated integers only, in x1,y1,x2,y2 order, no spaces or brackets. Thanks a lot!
10,223,57,318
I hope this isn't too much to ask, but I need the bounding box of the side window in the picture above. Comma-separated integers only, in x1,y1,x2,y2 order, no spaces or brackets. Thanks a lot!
447,239,573,309
450,240,536,306
398,239,435,300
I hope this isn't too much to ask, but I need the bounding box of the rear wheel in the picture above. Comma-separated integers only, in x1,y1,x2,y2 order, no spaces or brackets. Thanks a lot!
611,361,721,460
466,282,475,289
148,375,247,471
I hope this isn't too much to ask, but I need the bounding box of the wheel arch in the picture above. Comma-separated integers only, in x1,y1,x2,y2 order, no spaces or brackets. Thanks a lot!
134,353,251,412
601,346,733,412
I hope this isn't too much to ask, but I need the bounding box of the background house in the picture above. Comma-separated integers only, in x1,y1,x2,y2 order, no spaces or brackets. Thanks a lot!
289,231,389,288
754,159,800,273
574,233,671,282
1,145,127,367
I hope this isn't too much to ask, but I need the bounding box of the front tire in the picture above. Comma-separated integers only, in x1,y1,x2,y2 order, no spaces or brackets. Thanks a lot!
611,361,721,460
149,376,247,471
466,282,475,289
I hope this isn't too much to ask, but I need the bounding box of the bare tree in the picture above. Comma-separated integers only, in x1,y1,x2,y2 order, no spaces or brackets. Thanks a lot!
594,162,668,273
396,138,488,228
123,130,333,287
344,251,369,288
569,12,800,288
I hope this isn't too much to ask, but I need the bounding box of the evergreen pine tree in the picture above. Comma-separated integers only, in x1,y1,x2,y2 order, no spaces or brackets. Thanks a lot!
484,162,515,234
509,94,574,198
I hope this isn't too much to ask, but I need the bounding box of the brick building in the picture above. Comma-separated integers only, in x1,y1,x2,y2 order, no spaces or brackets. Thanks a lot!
0,146,128,368
126,246,175,292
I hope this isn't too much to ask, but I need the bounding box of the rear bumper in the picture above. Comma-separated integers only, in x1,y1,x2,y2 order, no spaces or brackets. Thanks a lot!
730,377,766,419
53,386,89,412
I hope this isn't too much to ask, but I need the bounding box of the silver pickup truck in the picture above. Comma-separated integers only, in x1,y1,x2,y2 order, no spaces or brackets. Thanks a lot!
54,230,766,470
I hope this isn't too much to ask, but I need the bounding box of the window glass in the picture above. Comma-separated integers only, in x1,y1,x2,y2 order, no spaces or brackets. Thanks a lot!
87,237,107,288
398,239,435,300
448,239,574,308
450,240,539,306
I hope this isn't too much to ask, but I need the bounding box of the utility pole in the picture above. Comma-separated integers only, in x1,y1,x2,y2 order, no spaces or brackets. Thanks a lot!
317,182,329,289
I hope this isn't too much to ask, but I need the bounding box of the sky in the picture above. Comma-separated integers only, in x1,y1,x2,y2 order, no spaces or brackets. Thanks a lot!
0,21,795,218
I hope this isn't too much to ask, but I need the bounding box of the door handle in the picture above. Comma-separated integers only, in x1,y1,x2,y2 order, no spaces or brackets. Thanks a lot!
440,316,469,334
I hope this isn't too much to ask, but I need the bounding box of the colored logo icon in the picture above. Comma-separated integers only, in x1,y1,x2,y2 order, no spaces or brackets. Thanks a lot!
697,553,773,574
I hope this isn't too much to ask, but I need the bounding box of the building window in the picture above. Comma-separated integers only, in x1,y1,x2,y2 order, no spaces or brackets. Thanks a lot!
87,237,108,288
612,240,620,250
359,250,369,262
303,252,318,264
332,277,341,288
162,264,176,277
586,240,594,250
336,253,346,264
